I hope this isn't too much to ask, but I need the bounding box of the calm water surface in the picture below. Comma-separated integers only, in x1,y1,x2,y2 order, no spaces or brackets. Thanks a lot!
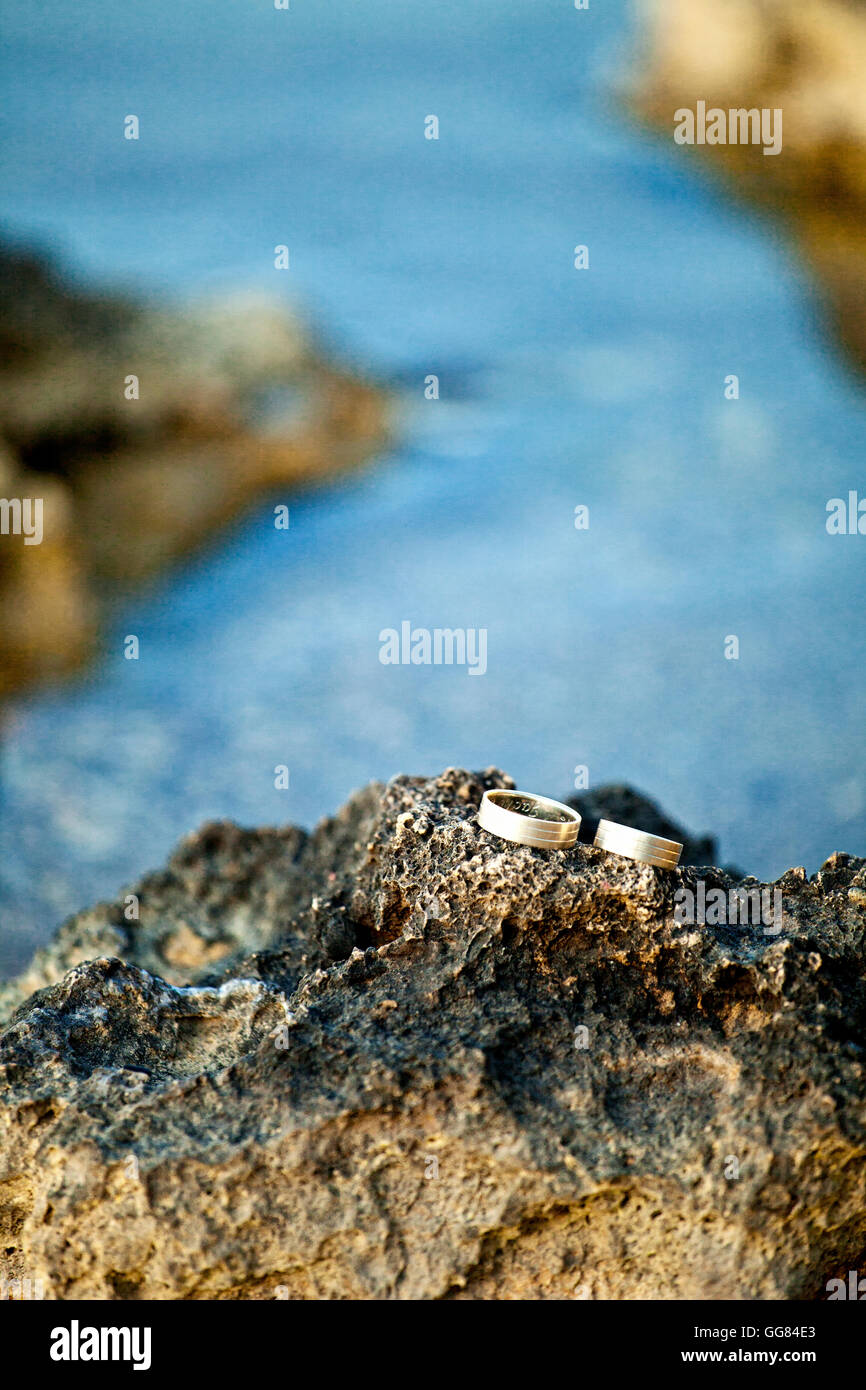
1,0,865,971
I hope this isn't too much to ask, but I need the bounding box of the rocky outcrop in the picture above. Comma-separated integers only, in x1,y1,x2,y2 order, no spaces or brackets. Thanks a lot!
0,243,388,698
1,768,863,1300
630,0,866,374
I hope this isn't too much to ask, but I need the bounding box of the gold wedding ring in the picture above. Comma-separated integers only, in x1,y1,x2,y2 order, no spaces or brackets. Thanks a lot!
478,790,581,850
593,819,682,868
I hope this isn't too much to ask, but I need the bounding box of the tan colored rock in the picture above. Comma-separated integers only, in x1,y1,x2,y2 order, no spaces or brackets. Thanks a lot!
0,247,389,696
1,770,863,1300
0,448,96,697
631,0,866,372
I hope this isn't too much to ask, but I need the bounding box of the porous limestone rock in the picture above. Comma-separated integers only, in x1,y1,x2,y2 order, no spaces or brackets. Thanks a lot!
1,768,864,1300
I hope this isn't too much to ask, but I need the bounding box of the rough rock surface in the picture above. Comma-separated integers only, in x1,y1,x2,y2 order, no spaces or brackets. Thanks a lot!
0,242,388,697
631,0,866,374
1,768,864,1300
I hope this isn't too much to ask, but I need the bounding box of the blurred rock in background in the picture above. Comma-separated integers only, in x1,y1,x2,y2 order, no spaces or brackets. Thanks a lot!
0,242,389,698
631,0,866,375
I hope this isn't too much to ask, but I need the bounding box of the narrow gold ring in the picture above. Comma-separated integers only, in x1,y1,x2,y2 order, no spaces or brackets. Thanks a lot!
478,790,581,850
593,818,682,868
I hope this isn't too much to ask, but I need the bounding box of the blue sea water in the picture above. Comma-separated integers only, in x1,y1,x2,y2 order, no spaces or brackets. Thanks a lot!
1,0,865,972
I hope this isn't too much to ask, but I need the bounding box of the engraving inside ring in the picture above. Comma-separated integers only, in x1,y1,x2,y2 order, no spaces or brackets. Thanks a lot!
488,792,573,823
